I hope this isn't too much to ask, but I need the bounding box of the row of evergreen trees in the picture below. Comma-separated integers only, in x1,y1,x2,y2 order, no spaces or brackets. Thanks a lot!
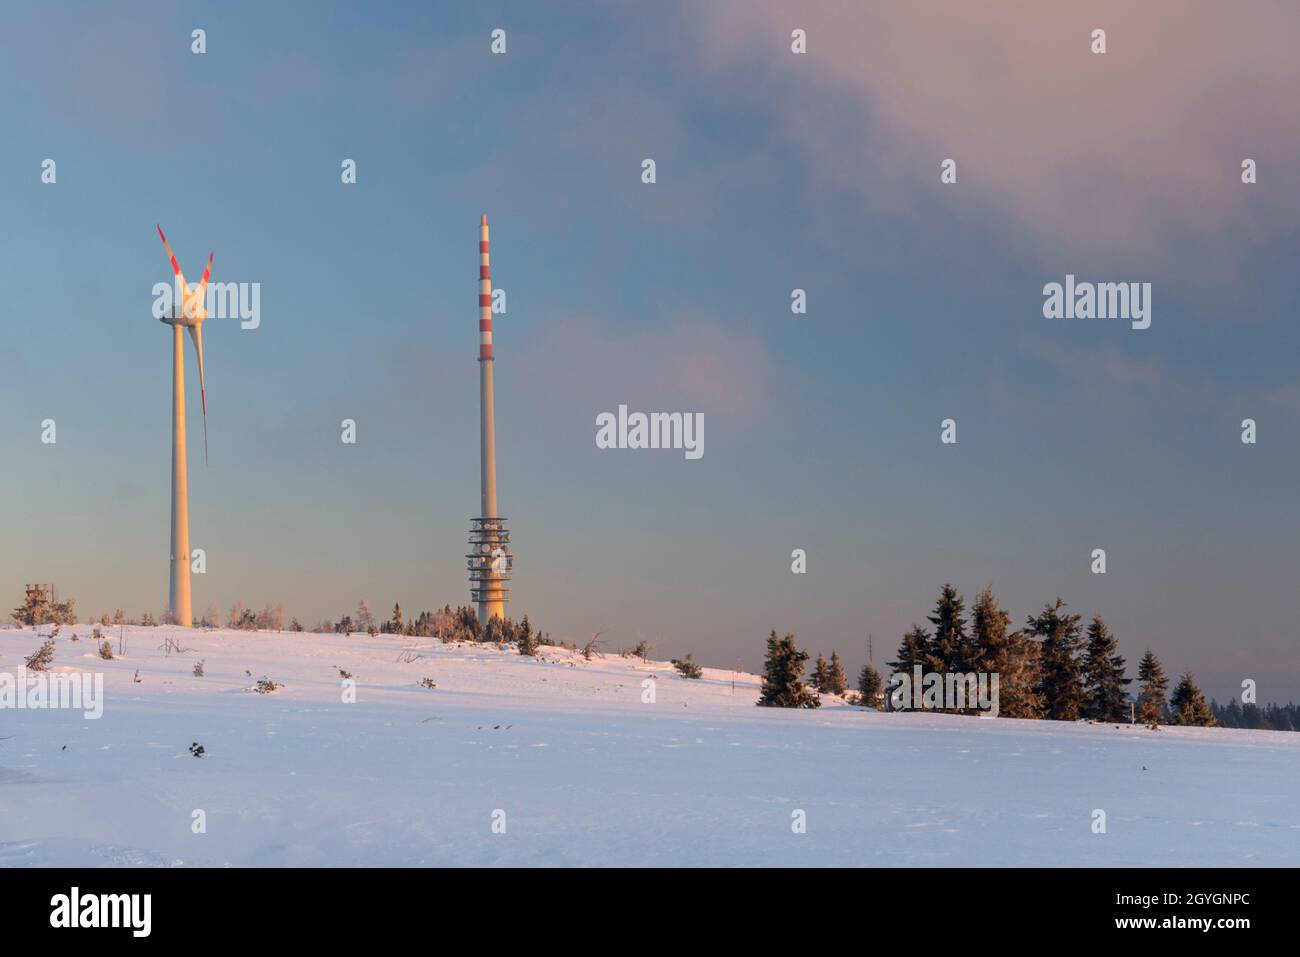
1209,699,1300,732
758,584,1220,727
362,602,548,653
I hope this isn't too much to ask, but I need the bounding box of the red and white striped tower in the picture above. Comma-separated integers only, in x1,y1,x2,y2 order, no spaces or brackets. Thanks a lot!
468,215,511,625
478,215,494,363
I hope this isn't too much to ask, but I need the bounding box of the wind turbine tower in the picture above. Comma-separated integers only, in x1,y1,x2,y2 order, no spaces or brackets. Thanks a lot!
467,215,512,625
156,225,213,628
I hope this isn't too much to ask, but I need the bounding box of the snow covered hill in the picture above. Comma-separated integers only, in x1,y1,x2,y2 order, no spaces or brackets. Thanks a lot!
1,624,1297,867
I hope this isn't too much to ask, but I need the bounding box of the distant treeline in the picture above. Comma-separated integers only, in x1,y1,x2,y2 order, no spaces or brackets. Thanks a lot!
1209,699,1300,732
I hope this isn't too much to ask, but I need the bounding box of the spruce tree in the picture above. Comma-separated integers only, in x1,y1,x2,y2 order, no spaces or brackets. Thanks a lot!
516,615,540,656
1136,649,1169,725
811,654,829,693
13,586,52,626
963,587,995,676
825,651,849,696
857,662,883,707
888,625,931,676
967,586,1041,718
1081,616,1130,722
1170,672,1215,727
926,583,968,674
1027,598,1085,721
757,631,820,709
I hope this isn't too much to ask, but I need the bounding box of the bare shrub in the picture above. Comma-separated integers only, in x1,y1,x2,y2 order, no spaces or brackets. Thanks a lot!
160,635,196,655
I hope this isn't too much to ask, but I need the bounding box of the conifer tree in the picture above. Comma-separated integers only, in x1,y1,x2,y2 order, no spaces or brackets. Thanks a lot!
1170,672,1215,727
388,602,403,635
13,586,51,626
1004,631,1046,719
811,653,829,692
857,662,883,707
967,586,1042,717
1136,649,1169,725
356,600,375,634
962,587,995,676
757,630,820,709
1027,598,1085,720
825,651,849,696
926,583,968,674
888,625,931,676
517,615,540,656
1081,616,1130,722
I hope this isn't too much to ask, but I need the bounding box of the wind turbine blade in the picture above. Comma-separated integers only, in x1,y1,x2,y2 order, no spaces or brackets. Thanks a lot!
187,323,209,465
197,251,214,306
156,224,187,290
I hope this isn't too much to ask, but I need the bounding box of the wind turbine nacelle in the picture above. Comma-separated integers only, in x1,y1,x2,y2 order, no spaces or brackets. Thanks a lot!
159,302,208,327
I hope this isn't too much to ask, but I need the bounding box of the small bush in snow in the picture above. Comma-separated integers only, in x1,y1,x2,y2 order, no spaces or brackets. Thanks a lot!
672,655,703,679
193,660,205,678
253,677,281,694
418,677,437,689
25,639,56,672
189,742,205,758
98,640,115,661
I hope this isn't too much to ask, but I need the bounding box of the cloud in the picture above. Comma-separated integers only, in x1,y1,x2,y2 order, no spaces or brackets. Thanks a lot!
698,1,1300,276
1018,337,1195,408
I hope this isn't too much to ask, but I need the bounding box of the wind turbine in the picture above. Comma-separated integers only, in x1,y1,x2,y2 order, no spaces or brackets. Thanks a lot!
156,224,213,628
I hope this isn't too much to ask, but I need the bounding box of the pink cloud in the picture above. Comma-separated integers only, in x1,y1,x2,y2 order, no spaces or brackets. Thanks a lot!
698,1,1300,276
1024,338,1180,397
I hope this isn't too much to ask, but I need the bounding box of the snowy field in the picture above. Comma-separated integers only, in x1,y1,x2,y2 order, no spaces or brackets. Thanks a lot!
1,624,1297,867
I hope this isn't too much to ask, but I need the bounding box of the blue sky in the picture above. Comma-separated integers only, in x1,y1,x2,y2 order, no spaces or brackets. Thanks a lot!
2,1,1299,702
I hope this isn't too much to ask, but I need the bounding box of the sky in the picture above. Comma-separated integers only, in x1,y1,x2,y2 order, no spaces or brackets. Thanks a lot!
2,0,1299,703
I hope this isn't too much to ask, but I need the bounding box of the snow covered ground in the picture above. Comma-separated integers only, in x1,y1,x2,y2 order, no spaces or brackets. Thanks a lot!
1,624,1297,867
